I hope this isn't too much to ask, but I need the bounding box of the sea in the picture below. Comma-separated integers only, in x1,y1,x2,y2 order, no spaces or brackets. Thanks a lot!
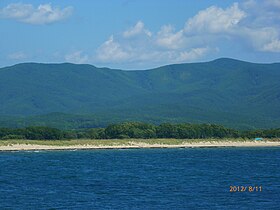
0,147,279,209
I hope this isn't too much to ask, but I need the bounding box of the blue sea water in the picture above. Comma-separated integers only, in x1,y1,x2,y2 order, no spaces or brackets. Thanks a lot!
0,147,280,209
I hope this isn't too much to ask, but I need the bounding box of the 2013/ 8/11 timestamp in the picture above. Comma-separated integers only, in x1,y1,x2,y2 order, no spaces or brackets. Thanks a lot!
230,186,262,192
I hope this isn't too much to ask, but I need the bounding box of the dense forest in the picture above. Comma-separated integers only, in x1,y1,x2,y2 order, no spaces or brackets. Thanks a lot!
1,59,280,130
0,122,279,140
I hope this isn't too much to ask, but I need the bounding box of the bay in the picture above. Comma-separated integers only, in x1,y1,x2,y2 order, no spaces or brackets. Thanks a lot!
0,147,279,209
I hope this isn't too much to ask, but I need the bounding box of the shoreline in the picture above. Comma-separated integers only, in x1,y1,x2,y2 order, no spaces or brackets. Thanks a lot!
0,140,280,151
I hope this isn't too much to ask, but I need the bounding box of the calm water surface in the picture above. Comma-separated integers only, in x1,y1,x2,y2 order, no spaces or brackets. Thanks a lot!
0,147,280,209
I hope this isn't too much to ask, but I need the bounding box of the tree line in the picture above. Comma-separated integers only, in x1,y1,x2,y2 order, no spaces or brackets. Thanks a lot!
0,122,279,140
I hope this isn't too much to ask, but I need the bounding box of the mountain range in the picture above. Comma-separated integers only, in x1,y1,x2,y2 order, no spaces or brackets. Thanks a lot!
0,58,279,129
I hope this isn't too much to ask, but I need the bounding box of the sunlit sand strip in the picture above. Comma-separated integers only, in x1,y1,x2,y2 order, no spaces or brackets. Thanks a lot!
0,141,280,151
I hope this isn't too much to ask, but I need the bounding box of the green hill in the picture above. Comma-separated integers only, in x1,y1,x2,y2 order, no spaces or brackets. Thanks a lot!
0,58,279,129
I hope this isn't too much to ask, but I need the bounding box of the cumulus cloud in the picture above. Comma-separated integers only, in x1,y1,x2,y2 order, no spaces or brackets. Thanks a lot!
65,51,89,64
96,36,130,62
0,3,73,24
176,48,210,62
96,33,211,66
156,25,185,49
95,1,280,67
184,3,246,34
237,27,280,52
262,39,280,52
123,21,152,38
183,2,280,53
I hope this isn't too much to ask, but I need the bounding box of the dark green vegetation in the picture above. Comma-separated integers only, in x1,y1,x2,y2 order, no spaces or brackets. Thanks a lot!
0,58,279,129
0,122,279,140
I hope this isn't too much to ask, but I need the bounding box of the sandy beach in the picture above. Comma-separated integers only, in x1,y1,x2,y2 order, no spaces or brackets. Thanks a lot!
0,140,279,151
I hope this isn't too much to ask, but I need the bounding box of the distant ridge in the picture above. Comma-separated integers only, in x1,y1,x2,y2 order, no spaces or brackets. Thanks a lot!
0,58,279,129
4,58,279,71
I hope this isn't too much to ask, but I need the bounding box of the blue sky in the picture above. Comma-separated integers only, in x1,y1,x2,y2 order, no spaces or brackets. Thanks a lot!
1,0,280,69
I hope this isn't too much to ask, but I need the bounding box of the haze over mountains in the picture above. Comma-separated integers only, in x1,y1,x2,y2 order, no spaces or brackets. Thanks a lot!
0,58,279,129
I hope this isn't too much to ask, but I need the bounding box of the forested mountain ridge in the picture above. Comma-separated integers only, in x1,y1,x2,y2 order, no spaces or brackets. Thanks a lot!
0,58,279,129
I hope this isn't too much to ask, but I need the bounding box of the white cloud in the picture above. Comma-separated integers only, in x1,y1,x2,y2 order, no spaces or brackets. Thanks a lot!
262,39,280,52
183,2,280,53
8,52,27,60
0,3,73,24
156,25,185,49
95,1,280,67
65,51,89,64
96,36,130,62
176,48,210,62
95,32,211,66
123,21,152,38
238,27,280,52
184,3,246,34
95,19,215,66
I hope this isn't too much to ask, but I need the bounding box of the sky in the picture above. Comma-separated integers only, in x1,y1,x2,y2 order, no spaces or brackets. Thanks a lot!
0,0,280,69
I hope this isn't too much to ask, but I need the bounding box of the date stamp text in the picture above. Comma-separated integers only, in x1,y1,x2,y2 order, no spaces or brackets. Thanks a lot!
229,186,262,192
